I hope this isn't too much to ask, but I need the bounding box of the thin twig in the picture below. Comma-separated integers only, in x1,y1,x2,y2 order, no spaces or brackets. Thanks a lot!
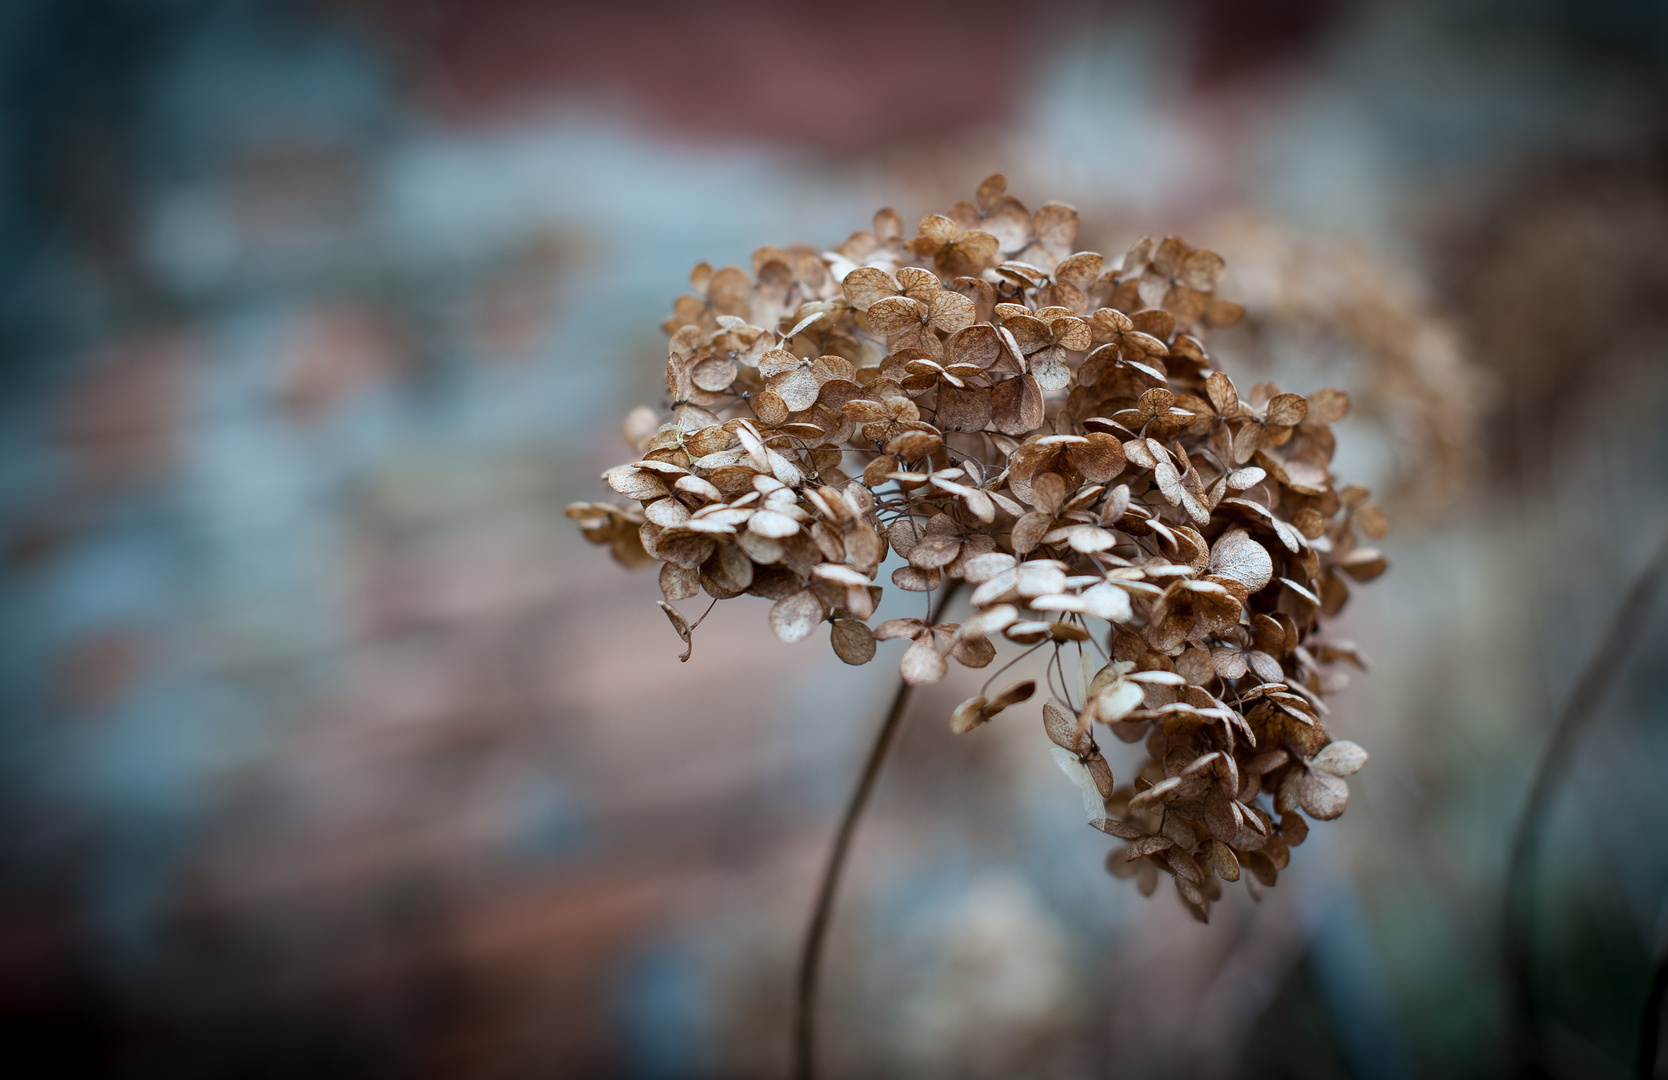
793,579,964,1080
1504,529,1668,1077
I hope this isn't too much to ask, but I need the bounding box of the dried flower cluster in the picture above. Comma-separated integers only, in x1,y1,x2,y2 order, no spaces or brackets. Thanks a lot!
1212,215,1482,514
570,175,1383,920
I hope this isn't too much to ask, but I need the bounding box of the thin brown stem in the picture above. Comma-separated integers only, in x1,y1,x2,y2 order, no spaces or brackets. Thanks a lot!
1504,529,1668,1077
793,579,964,1080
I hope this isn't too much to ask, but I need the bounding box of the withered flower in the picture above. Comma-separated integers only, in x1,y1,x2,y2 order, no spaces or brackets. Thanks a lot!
574,175,1385,925
1211,214,1482,513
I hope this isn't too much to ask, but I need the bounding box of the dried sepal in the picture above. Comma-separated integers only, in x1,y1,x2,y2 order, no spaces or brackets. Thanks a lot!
1297,770,1350,820
830,618,876,665
770,589,823,644
658,601,694,663
899,632,948,685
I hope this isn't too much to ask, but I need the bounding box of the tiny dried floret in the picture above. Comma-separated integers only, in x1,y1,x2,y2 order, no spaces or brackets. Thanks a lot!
573,175,1388,922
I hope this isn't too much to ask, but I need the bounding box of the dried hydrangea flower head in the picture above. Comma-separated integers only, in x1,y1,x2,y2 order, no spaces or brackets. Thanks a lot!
570,175,1384,921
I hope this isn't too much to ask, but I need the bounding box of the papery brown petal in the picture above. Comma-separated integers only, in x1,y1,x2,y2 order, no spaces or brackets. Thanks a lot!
891,565,941,592
1028,346,1072,391
1354,505,1389,539
1013,375,1045,432
1043,701,1084,751
962,552,1016,583
887,517,926,559
708,266,753,316
1031,472,1068,516
744,554,796,591
863,454,898,488
1265,393,1309,427
1240,850,1278,887
1166,847,1204,884
842,398,888,423
1175,646,1215,685
745,508,798,539
1152,455,1186,507
873,207,904,242
974,173,1007,212
914,214,958,247
657,530,717,569
867,296,927,335
950,634,996,669
644,497,692,528
1338,548,1388,582
888,428,945,463
1002,314,1051,355
769,368,820,412
962,488,996,524
927,290,977,333
900,633,948,685
711,543,755,592
936,383,992,433
990,680,1036,711
770,589,824,643
944,231,1000,276
844,524,886,570
1055,251,1104,289
1066,432,1126,483
896,266,941,299
1203,298,1245,329
1033,202,1079,250
1205,371,1238,415
951,696,989,734
1207,528,1274,591
659,561,699,601
990,376,1029,437
1209,839,1241,881
944,324,1001,369
1248,650,1284,684
1310,740,1368,776
909,533,963,569
692,355,738,392
1087,754,1116,799
753,390,790,427
1050,316,1092,352
1292,508,1327,539
830,618,877,665
1306,387,1350,425
840,265,907,308
605,466,670,501
1212,647,1249,680
1178,249,1225,291
658,601,694,662
1298,770,1349,820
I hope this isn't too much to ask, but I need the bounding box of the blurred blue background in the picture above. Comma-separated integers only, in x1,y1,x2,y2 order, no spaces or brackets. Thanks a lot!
2,1,1667,1076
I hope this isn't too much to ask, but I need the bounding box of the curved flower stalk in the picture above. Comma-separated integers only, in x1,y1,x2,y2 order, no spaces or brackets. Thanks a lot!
570,176,1385,1043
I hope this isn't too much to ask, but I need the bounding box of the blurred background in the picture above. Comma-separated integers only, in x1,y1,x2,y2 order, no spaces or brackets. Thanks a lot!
2,0,1666,1076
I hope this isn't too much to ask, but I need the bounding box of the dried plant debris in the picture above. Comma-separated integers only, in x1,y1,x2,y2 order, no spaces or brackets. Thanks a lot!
572,175,1384,921
1212,215,1483,514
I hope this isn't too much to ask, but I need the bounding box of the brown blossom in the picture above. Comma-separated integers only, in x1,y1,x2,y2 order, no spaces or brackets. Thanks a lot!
573,174,1387,922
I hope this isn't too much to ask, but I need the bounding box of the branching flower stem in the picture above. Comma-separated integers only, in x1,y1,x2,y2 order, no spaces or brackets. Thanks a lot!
793,578,964,1080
